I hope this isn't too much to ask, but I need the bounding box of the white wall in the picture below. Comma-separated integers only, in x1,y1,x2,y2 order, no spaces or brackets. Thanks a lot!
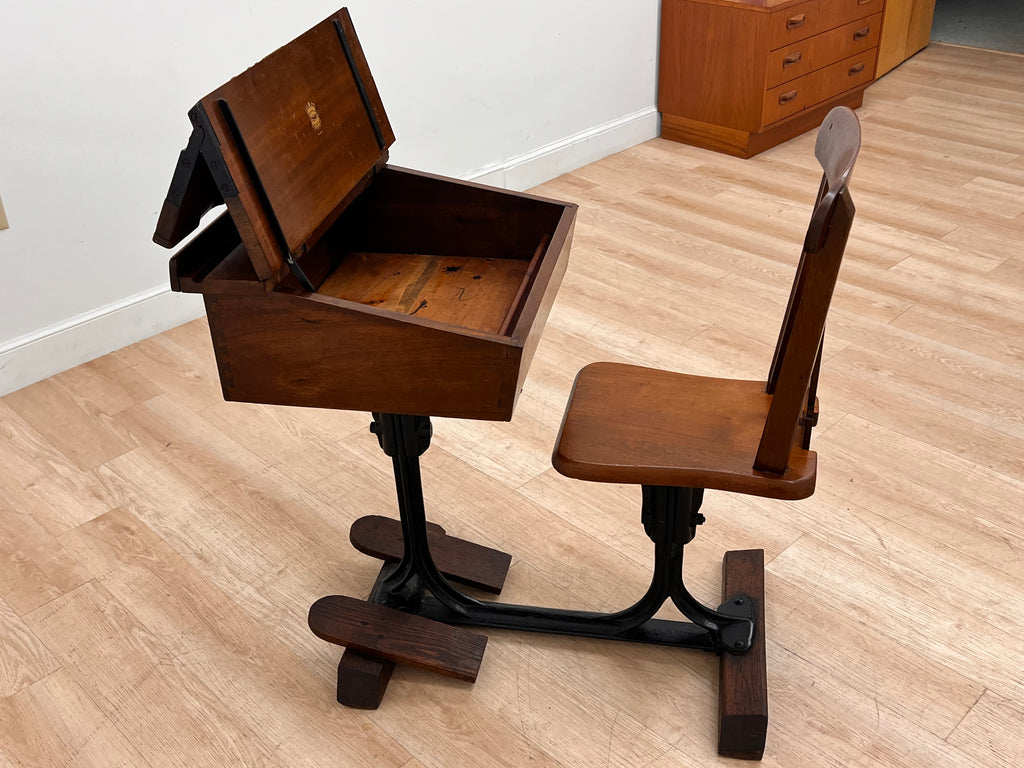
0,0,660,395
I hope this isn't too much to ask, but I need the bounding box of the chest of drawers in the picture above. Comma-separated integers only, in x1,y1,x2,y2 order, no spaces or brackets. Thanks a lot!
658,0,884,157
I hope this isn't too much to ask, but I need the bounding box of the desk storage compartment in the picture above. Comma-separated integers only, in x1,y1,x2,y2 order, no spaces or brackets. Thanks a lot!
156,8,576,421
169,166,575,421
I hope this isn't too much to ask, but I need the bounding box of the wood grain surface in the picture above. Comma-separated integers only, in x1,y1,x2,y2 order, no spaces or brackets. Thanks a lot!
349,515,511,593
719,550,769,760
308,595,487,681
319,252,529,334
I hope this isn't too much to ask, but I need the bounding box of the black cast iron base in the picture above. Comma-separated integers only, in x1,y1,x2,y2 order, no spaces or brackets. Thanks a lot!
308,413,768,759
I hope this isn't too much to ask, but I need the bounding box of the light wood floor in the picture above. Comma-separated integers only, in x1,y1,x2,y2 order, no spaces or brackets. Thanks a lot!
2,43,1023,766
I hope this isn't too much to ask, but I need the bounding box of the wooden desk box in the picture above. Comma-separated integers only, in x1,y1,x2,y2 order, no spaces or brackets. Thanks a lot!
154,8,576,421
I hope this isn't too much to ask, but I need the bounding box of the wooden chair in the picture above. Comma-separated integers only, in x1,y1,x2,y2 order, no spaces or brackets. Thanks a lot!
551,106,861,759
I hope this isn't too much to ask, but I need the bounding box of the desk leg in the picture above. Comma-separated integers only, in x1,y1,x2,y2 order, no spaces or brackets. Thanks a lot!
332,515,513,709
315,413,766,752
718,549,768,760
313,414,508,709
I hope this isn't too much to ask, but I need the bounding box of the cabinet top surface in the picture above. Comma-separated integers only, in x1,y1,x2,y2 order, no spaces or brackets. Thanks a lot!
671,0,819,9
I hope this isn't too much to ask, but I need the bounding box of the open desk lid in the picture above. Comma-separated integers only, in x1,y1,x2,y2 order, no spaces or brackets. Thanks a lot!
153,7,395,289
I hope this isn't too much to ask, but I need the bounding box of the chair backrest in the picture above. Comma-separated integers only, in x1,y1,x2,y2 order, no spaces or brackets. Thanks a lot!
754,107,860,474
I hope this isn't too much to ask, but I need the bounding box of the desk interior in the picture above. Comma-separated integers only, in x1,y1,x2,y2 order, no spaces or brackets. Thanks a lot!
319,252,530,334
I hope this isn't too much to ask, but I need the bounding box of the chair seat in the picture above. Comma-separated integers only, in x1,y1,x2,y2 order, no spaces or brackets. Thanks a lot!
552,362,816,500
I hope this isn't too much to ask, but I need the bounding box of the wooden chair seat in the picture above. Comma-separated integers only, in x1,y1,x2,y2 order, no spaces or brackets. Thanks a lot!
553,362,816,500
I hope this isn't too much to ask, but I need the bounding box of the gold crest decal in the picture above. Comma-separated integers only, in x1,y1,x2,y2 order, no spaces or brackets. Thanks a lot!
305,101,323,134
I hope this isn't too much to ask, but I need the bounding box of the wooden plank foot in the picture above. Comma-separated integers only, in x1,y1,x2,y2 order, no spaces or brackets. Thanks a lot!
309,594,487,682
336,649,394,709
718,549,768,760
349,514,512,594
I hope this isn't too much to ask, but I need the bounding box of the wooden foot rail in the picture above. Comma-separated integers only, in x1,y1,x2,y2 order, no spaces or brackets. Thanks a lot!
318,514,515,709
309,595,487,681
349,515,511,594
719,549,769,760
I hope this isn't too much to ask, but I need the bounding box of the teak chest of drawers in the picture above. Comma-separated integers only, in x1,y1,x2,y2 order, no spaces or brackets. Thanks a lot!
658,0,884,157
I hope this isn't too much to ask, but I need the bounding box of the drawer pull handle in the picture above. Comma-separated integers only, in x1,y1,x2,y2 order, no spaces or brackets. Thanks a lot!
853,26,870,40
783,52,803,66
787,14,806,29
858,0,872,4
779,89,798,104
848,62,866,75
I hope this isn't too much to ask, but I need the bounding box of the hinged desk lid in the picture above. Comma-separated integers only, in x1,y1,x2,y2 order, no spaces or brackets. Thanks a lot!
154,7,395,288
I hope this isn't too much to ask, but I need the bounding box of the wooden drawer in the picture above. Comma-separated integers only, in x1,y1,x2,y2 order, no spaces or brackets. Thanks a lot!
771,0,884,49
766,13,882,87
825,0,885,27
770,1,825,49
763,47,877,124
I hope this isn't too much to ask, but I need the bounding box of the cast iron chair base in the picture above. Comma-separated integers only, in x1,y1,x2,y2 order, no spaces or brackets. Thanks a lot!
308,413,768,760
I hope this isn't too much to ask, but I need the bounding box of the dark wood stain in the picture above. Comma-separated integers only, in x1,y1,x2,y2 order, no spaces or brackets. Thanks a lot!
308,595,487,682
719,550,769,760
349,515,511,594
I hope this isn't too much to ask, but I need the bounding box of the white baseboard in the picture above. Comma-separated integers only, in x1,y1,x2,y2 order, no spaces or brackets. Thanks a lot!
0,108,658,397
464,107,659,190
0,288,205,396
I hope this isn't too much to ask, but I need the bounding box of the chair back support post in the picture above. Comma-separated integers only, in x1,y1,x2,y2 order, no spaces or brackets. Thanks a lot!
800,336,824,450
765,172,829,396
755,190,855,474
755,107,860,475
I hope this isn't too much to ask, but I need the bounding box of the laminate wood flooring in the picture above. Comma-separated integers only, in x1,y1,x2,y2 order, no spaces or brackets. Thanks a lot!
1,43,1022,766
